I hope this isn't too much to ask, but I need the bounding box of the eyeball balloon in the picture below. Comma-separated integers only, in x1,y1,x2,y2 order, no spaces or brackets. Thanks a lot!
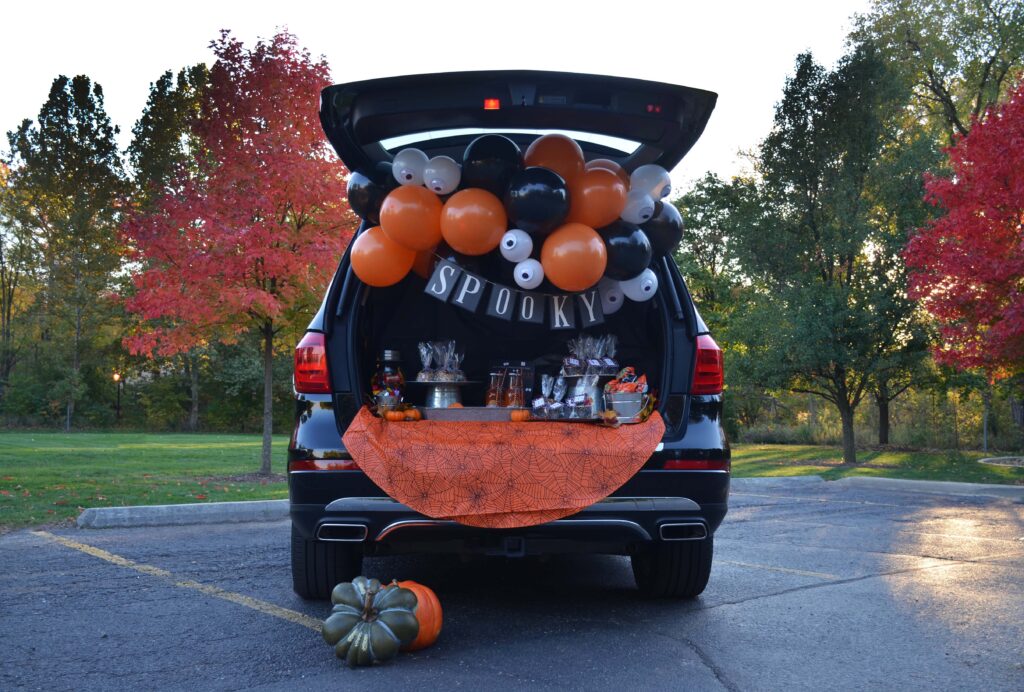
513,258,544,290
621,268,659,302
423,155,461,195
598,277,625,315
500,229,533,263
621,189,656,224
392,148,429,186
630,164,673,200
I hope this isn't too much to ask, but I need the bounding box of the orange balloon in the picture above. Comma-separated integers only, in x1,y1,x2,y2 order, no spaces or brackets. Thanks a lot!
439,188,508,256
567,167,629,228
524,134,585,186
586,158,629,186
379,186,443,251
350,226,415,287
540,222,608,292
412,245,437,279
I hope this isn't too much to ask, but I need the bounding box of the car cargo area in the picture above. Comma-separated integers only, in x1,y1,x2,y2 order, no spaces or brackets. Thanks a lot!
347,250,667,411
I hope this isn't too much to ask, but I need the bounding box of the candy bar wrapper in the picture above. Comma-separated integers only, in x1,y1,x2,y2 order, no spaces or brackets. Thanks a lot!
531,396,549,419
560,356,583,376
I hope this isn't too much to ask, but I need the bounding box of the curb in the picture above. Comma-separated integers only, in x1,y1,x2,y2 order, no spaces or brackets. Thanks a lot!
77,499,288,529
730,476,825,490
831,476,1024,500
74,476,1023,529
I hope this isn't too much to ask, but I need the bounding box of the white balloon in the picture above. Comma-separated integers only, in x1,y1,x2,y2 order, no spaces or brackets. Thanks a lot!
621,189,656,224
598,277,625,314
630,164,672,200
392,148,429,186
513,258,544,290
621,268,659,302
423,155,461,195
500,229,533,263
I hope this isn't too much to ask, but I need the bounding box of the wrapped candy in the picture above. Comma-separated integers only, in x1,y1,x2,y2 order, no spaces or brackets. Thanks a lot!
416,342,435,382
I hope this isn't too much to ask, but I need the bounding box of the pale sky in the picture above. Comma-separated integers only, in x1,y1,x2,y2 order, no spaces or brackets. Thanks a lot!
2,0,871,191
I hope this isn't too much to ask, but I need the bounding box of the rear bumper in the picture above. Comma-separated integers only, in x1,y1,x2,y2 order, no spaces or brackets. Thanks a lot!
291,484,727,557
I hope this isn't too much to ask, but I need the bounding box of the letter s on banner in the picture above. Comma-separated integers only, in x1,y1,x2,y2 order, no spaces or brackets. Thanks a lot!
424,259,462,302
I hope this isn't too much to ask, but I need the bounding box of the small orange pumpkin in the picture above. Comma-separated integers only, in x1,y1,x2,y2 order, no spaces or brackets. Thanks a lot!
396,580,442,651
509,409,530,422
447,402,463,408
405,408,422,421
384,410,405,422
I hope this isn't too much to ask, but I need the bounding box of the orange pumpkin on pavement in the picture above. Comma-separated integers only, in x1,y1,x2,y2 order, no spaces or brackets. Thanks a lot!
396,580,442,651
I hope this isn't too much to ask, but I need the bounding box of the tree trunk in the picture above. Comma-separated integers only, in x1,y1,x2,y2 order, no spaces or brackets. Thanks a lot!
876,394,890,445
259,322,274,476
837,399,857,465
186,351,200,432
65,304,82,432
981,384,991,452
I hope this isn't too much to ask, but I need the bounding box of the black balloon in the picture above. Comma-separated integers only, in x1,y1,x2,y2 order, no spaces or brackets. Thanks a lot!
599,220,653,280
461,134,523,197
346,165,396,225
504,166,570,237
641,201,684,255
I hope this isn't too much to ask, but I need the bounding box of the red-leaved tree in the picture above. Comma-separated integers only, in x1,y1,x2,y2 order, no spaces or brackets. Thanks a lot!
905,78,1024,379
123,30,356,473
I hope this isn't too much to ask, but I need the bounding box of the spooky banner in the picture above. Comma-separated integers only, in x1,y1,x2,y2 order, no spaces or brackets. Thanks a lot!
424,259,606,330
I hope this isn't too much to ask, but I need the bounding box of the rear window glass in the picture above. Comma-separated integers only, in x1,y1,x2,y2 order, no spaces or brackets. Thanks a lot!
382,128,640,157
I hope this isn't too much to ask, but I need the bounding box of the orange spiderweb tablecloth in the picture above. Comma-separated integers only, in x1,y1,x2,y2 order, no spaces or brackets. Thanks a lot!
342,406,665,529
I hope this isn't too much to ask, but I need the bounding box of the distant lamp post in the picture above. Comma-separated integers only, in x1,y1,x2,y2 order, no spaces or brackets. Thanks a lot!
113,372,122,422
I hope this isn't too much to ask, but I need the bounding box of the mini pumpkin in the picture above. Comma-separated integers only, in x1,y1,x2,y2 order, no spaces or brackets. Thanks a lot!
322,576,419,667
447,402,463,408
384,410,405,422
404,409,422,421
509,409,530,422
395,580,443,651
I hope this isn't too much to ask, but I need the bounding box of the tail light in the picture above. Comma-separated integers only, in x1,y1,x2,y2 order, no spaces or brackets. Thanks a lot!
691,334,723,395
663,459,730,471
289,458,359,471
294,332,330,393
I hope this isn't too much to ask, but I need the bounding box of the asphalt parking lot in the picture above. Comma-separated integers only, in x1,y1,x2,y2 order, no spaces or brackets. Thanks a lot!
1,477,1022,691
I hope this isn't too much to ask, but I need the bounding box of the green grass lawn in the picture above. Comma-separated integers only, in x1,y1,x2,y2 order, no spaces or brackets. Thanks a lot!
1,432,1021,531
731,444,1024,485
0,432,290,530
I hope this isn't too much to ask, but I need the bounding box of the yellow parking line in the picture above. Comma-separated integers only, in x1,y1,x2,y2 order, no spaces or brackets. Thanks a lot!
718,559,838,580
31,531,322,632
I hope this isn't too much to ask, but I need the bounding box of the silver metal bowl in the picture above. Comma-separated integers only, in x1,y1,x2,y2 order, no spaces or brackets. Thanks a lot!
604,391,647,419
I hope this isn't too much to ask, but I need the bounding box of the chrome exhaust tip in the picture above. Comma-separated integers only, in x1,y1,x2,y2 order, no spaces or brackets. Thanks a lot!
316,523,368,542
658,522,708,541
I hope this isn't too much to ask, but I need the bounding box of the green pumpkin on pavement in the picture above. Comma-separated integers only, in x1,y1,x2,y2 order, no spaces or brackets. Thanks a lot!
322,576,420,667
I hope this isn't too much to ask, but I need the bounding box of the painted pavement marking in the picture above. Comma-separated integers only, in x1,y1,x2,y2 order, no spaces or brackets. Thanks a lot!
31,530,322,632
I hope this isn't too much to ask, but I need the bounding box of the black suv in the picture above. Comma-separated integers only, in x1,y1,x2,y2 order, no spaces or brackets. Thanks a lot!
289,71,728,600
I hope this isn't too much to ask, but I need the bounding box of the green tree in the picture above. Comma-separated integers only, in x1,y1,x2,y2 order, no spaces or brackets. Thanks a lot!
731,46,926,463
673,173,771,431
0,164,37,400
853,0,1024,141
127,65,209,204
5,76,125,429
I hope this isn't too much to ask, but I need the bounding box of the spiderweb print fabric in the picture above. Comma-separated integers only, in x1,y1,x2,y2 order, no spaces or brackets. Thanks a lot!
342,406,665,528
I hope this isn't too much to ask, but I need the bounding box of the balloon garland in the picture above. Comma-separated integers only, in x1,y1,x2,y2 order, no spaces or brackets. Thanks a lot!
346,132,680,306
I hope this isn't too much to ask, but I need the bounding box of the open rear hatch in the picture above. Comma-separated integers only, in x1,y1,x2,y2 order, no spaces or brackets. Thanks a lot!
321,71,716,441
320,70,717,172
